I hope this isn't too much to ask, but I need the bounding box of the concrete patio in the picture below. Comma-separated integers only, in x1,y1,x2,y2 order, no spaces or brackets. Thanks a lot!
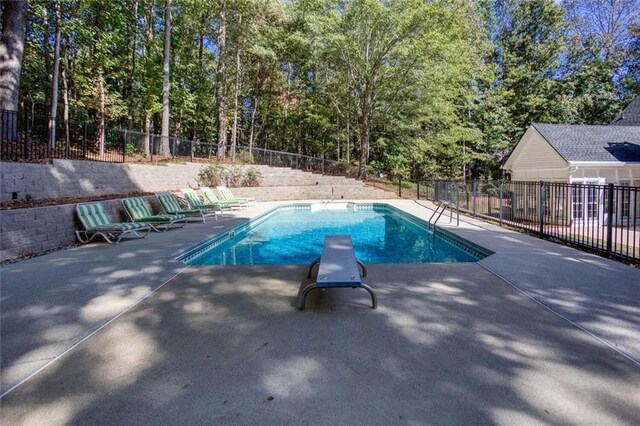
1,200,639,425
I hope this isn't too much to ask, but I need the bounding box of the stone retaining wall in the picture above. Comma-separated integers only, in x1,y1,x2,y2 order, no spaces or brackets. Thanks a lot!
1,160,203,203
0,195,159,262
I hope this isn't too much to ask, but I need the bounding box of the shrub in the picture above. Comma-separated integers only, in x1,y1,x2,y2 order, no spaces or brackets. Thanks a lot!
225,165,245,187
197,164,227,187
242,167,262,187
197,164,263,188
236,151,254,164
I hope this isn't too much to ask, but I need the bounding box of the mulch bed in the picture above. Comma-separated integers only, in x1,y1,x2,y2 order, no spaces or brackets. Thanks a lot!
0,192,154,211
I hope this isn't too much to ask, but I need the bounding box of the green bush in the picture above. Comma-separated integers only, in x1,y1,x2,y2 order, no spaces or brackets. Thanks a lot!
242,167,263,187
197,164,227,187
197,164,263,188
236,151,254,164
225,165,245,187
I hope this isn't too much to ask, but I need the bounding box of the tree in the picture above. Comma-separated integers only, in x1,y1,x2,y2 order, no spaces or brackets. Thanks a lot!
562,0,640,122
492,0,568,145
322,0,434,179
215,0,227,160
160,0,172,157
48,0,61,149
0,0,26,113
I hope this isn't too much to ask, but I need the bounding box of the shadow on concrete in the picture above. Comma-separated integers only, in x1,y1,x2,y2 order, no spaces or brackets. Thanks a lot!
0,213,252,395
2,263,639,424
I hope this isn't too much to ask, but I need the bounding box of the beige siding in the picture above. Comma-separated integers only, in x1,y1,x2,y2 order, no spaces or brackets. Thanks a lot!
511,169,569,182
510,131,567,170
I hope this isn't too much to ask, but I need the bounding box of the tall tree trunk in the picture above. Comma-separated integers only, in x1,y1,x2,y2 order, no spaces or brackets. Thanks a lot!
230,18,241,162
48,1,62,149
193,23,205,141
160,0,172,157
357,88,371,180
128,0,139,128
97,70,105,155
62,55,70,148
248,94,260,152
0,0,26,114
215,1,227,160
345,72,350,164
142,0,154,157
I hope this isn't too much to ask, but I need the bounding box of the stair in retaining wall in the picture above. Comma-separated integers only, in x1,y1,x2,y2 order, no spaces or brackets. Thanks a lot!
237,165,396,200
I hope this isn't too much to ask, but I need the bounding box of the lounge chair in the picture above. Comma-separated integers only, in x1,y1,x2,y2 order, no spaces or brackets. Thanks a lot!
180,188,226,214
75,202,151,244
122,197,188,232
200,186,243,210
216,185,257,207
297,235,377,310
156,192,218,223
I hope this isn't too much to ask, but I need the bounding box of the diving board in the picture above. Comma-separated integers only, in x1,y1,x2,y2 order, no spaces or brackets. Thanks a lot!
297,235,377,310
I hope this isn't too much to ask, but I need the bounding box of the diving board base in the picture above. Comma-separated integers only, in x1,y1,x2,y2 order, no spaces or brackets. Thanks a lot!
297,282,377,310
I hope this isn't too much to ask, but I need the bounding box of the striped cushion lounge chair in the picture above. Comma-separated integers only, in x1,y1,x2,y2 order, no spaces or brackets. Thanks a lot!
216,185,257,207
200,186,242,210
122,197,187,232
75,202,151,244
180,188,226,214
156,192,217,223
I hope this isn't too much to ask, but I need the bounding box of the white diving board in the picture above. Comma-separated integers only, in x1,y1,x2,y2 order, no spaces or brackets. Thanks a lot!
297,235,377,309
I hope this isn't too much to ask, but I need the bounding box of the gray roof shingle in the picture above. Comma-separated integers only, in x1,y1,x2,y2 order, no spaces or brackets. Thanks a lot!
611,95,640,126
532,123,640,162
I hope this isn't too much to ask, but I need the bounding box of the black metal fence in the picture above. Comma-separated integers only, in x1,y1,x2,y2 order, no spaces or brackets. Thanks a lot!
2,110,385,179
1,109,124,162
411,180,639,263
120,129,375,177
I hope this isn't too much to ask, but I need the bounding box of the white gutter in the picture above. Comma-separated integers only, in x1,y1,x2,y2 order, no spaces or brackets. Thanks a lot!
567,161,635,167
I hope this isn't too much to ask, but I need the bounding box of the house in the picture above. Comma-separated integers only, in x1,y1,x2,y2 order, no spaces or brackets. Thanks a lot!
502,96,640,225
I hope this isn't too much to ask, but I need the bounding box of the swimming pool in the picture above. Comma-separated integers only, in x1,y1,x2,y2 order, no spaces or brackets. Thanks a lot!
178,203,492,266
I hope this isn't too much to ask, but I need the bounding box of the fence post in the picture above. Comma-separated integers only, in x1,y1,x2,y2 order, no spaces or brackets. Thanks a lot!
472,181,477,216
499,181,504,226
606,183,614,255
456,184,460,226
539,182,545,237
23,109,29,160
190,140,194,162
150,135,154,163
82,123,87,160
417,181,420,200
398,177,402,197
122,129,127,163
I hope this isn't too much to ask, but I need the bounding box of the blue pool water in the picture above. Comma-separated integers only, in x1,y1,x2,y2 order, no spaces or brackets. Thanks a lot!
179,204,489,266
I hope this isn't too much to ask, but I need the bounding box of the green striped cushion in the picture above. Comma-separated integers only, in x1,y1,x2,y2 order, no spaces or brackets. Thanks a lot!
123,198,153,221
136,214,185,222
157,193,183,213
77,203,113,229
90,222,149,231
202,188,219,202
183,190,204,208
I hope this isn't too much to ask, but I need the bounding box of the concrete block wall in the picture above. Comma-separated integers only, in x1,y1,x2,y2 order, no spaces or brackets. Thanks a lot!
0,195,159,262
0,160,203,203
1,160,395,203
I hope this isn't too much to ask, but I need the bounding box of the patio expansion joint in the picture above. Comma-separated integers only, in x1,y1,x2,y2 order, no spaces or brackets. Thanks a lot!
478,262,640,370
0,264,192,400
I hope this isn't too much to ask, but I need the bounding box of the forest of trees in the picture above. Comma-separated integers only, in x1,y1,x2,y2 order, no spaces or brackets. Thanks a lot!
1,0,639,179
